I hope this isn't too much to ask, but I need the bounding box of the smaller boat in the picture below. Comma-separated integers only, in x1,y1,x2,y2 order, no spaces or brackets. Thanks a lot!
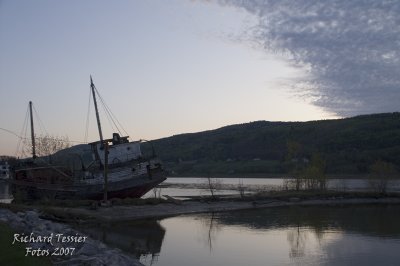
10,78,166,201
0,160,10,180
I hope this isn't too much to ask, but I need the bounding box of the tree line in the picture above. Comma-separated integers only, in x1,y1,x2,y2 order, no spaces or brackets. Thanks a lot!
149,112,400,178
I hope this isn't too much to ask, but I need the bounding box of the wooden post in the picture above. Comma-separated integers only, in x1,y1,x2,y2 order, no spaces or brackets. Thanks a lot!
29,101,36,159
90,76,104,144
103,141,108,202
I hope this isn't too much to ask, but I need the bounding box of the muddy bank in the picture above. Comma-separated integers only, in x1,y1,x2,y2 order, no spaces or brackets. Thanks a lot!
39,196,400,223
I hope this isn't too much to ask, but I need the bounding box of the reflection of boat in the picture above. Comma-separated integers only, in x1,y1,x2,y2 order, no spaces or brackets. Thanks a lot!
10,77,166,200
77,220,165,261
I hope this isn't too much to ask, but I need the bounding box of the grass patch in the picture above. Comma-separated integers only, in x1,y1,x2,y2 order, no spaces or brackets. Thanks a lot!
0,222,52,266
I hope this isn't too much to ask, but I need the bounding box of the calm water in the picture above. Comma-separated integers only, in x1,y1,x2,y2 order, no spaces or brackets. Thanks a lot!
143,177,400,198
78,204,400,266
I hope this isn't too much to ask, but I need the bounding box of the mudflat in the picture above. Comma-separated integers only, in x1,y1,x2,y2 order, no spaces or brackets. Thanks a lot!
40,197,400,223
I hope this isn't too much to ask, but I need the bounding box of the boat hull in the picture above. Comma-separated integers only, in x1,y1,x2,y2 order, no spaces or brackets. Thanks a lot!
10,169,166,201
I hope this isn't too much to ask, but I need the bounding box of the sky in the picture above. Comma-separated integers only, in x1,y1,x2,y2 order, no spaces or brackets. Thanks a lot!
0,0,398,156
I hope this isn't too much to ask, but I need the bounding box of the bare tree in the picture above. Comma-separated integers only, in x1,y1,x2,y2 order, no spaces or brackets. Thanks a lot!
237,178,245,199
205,176,221,200
369,160,397,193
23,134,70,157
286,140,305,191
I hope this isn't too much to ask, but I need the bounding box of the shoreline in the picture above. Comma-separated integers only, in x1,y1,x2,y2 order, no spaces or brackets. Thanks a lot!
34,196,400,224
167,174,370,179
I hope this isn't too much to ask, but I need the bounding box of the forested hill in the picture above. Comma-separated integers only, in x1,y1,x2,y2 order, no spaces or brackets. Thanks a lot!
149,113,400,176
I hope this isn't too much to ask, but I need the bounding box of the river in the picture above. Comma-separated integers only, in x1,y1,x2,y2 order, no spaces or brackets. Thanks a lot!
77,204,400,266
142,177,400,199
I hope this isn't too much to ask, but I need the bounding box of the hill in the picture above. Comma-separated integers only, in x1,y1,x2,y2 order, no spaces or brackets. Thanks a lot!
149,113,400,176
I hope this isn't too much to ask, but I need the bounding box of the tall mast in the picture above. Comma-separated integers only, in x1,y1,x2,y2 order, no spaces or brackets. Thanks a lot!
90,76,104,144
29,101,36,158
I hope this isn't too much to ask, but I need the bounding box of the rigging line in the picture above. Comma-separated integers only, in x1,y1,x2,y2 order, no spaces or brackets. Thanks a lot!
94,86,120,133
32,104,49,136
0,127,31,155
93,86,121,135
94,86,129,136
84,87,92,143
103,97,129,136
15,105,29,157
21,116,30,158
101,99,120,133
89,80,117,136
102,100,118,134
93,86,117,134
21,111,29,158
0,128,23,139
16,120,27,157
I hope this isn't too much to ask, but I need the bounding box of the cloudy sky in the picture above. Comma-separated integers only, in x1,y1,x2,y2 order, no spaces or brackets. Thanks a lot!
218,0,400,116
0,0,398,156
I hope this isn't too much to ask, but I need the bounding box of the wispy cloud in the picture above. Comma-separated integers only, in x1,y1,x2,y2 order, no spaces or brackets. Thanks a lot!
214,0,400,116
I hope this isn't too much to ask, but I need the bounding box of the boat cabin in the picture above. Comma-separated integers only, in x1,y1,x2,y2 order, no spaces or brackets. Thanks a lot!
90,133,142,166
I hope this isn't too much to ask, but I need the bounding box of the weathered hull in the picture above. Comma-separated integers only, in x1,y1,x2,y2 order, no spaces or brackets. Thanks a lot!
10,170,166,201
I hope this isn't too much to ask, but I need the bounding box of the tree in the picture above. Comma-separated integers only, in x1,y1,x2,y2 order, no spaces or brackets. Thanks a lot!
369,160,396,193
23,134,71,157
285,140,305,191
237,178,245,199
205,176,222,199
302,153,326,190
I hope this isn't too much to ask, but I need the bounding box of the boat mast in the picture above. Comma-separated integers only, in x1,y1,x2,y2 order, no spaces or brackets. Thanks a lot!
90,76,109,204
90,76,104,144
29,101,36,159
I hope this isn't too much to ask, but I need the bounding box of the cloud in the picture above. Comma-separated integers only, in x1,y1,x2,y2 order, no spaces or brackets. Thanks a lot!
214,0,400,116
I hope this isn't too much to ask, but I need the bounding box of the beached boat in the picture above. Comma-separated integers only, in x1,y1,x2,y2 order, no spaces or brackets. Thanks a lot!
10,78,166,200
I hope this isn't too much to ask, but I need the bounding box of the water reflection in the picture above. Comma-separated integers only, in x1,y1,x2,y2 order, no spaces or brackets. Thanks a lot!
287,226,307,258
79,205,400,266
197,212,223,252
77,220,165,265
203,205,400,265
215,205,400,238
